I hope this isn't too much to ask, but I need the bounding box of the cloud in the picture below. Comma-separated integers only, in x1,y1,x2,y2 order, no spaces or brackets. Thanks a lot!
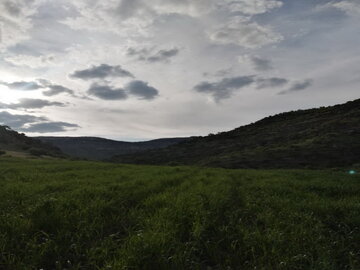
147,48,180,63
117,0,282,19
153,0,214,17
0,0,41,50
66,0,212,33
209,17,283,48
0,111,46,130
115,0,215,20
3,1,22,16
125,80,159,100
0,79,76,97
62,0,215,41
0,111,79,133
329,1,360,16
116,0,150,20
4,54,55,68
42,84,75,97
127,47,180,63
0,98,66,110
70,64,134,80
63,0,283,35
278,79,313,95
203,68,233,78
194,76,255,101
0,80,43,90
37,79,76,97
224,0,283,15
64,0,282,36
239,55,273,71
256,77,288,89
127,47,150,60
87,80,159,100
21,122,79,133
88,83,128,100
62,1,150,34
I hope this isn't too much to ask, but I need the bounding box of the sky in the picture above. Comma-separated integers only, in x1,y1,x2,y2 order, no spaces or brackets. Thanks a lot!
0,0,359,140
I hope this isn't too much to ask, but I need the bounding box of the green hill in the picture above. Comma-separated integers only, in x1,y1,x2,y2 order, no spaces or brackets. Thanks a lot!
113,98,360,168
0,125,64,158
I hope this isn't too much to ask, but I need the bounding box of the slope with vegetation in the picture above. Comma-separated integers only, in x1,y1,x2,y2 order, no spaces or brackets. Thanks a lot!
36,136,188,160
0,125,63,158
0,157,359,269
113,99,360,168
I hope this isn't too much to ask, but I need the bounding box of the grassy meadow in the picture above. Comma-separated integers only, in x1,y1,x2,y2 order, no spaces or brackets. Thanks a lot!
0,157,359,269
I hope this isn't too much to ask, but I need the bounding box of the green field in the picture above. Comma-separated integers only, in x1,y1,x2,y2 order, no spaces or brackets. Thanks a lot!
0,158,359,269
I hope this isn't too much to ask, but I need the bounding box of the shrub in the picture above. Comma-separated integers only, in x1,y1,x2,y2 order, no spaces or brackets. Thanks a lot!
29,149,47,157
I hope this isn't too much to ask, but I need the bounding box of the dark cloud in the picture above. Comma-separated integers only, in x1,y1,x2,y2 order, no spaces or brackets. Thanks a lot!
127,47,150,60
203,68,233,78
88,84,128,100
116,0,145,20
125,80,159,100
0,98,66,110
278,79,313,95
0,81,43,90
147,48,180,63
289,80,313,91
38,79,76,97
127,47,180,63
256,77,288,89
70,64,134,80
43,84,75,96
250,56,273,71
3,1,22,16
239,55,273,71
0,111,46,130
0,79,76,97
0,111,79,133
87,80,160,101
20,122,79,133
194,76,255,101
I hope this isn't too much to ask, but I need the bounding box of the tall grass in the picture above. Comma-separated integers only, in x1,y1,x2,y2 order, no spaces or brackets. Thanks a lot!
0,157,359,269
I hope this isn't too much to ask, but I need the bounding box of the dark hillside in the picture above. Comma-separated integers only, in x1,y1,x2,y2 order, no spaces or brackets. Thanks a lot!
0,125,63,157
113,98,360,168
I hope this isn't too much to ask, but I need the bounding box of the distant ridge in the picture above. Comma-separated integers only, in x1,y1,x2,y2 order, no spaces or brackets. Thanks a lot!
113,98,360,168
35,136,189,160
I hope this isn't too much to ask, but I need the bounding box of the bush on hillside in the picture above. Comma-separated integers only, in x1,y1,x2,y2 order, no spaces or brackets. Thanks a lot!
29,149,47,157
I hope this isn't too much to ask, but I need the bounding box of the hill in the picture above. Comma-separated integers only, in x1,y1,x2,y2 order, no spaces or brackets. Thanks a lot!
0,125,64,157
35,136,189,160
1,157,359,269
113,98,360,168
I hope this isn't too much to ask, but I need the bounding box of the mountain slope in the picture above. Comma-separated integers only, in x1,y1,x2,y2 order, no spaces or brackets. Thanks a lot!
0,125,63,157
113,99,360,168
35,137,189,160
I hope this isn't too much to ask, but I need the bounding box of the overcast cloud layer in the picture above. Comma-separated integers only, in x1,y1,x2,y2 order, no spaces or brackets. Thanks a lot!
0,0,359,139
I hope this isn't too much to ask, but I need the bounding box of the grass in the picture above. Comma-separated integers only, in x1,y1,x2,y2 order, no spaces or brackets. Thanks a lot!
0,157,359,269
